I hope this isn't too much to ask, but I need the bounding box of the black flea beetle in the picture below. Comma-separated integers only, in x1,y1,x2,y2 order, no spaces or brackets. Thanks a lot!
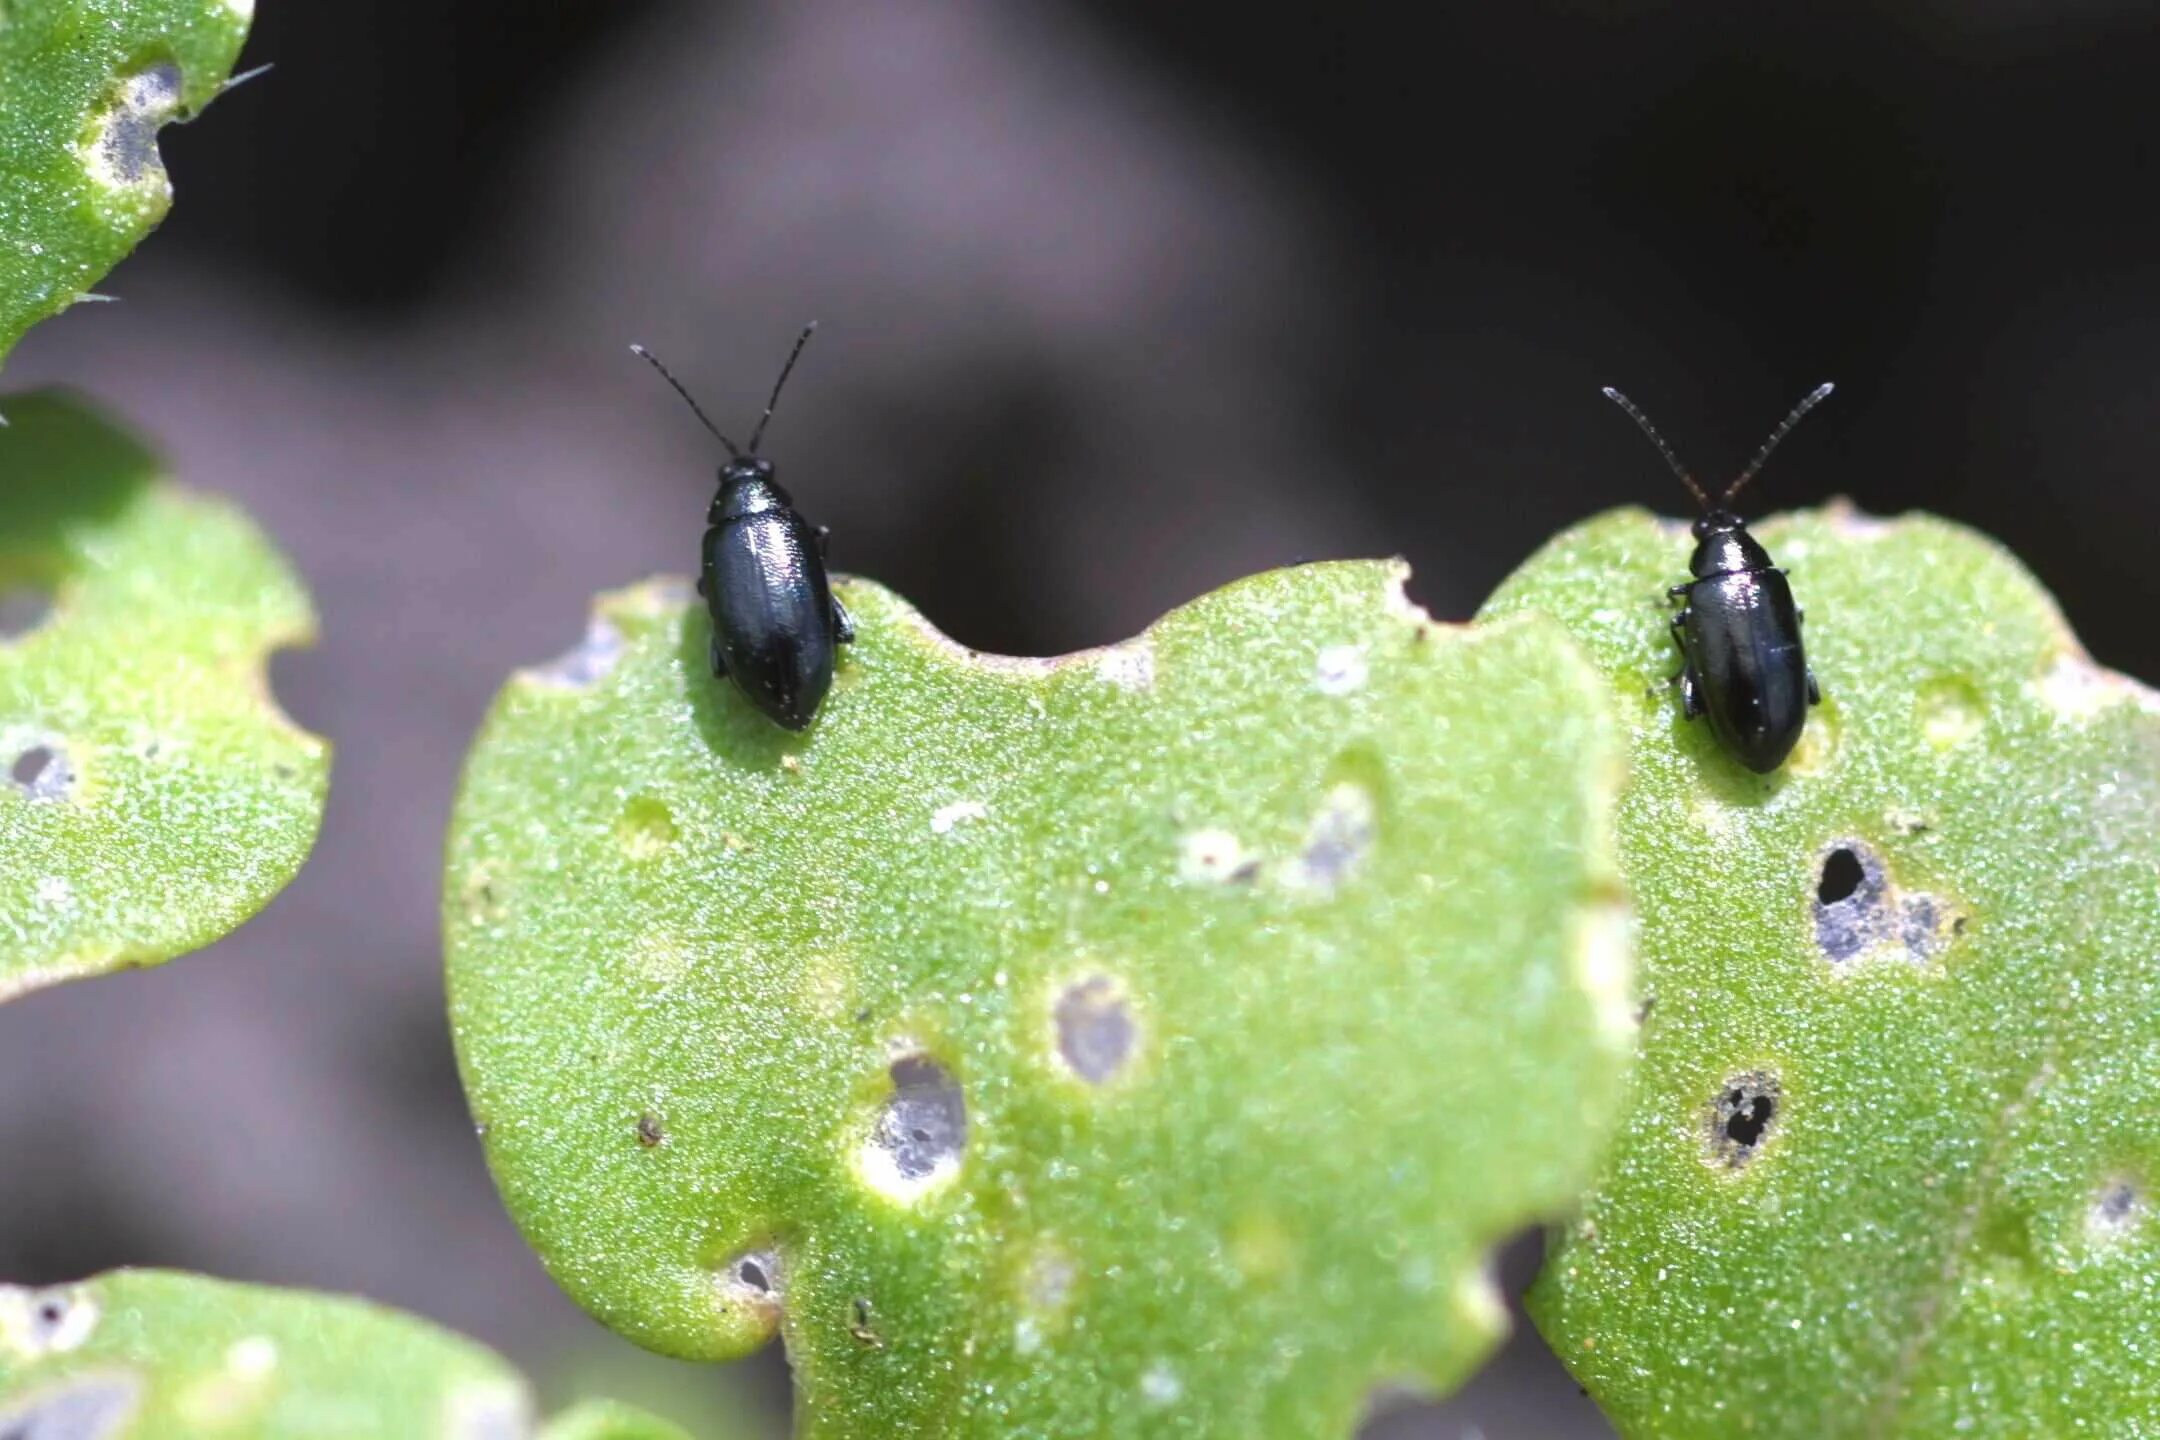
631,325,854,731
1601,382,1834,774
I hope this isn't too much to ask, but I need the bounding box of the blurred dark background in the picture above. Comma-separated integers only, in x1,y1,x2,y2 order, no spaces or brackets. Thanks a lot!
7,1,2160,1435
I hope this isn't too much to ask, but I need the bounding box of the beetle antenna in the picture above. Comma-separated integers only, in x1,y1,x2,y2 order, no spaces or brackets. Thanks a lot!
629,344,742,458
1726,381,1835,505
1602,386,1709,509
746,321,817,455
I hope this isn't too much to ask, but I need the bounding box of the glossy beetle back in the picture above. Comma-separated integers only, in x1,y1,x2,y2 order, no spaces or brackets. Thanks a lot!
703,504,838,731
1603,384,1831,773
634,327,852,732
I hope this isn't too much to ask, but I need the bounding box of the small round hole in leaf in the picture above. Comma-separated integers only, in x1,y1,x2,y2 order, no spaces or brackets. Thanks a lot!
7,741,75,801
860,1054,967,1200
1817,848,1865,905
1706,1071,1780,1168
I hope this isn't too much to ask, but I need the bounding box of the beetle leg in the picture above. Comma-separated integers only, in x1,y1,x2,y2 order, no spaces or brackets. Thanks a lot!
815,524,832,557
1807,670,1822,706
1678,664,1705,718
831,594,856,645
697,573,710,599
1667,582,1691,603
708,631,728,678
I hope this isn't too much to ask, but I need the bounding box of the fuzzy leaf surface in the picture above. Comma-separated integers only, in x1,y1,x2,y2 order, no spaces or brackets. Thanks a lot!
1484,506,2160,1438
0,1270,690,1439
0,391,326,996
447,562,1633,1438
0,0,251,368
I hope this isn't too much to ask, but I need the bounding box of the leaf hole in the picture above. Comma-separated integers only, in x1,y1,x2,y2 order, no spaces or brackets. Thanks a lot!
1707,1071,1780,1168
0,586,53,640
0,1371,141,1439
1813,838,1959,968
529,615,623,689
711,1248,784,1341
6,741,74,802
266,646,332,738
1812,839,1888,962
1817,847,1865,904
1055,975,1136,1085
860,1054,967,1200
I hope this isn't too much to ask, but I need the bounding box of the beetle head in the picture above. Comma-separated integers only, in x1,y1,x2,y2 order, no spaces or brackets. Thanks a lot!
713,457,790,520
1689,510,1773,577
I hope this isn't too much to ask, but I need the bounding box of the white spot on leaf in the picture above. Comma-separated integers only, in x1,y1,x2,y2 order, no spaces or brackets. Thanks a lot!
1314,644,1368,695
0,1285,99,1357
2036,650,2160,721
931,799,988,835
225,1336,278,1381
1140,1362,1182,1407
1178,828,1253,884
1092,640,1154,690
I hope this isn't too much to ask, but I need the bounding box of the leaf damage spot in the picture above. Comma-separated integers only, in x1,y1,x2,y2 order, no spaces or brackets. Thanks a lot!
2034,649,2160,721
459,864,505,926
1919,676,1986,750
930,799,988,835
1314,643,1369,696
0,1370,142,1439
614,795,678,860
6,739,76,801
1178,828,1255,884
1282,782,1378,893
1092,640,1154,691
1139,1361,1183,1407
1707,1071,1779,1169
707,1247,784,1347
0,1284,99,1356
526,615,623,690
1812,839,1961,968
848,1296,885,1348
1054,975,1136,1084
79,64,185,194
2088,1177,2145,1244
859,1054,967,1201
635,1112,666,1147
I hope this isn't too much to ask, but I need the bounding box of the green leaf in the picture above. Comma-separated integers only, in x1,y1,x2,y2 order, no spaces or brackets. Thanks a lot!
0,1270,690,1439
539,1398,696,1440
446,563,1634,1437
0,390,326,997
1481,505,2160,1438
0,0,250,370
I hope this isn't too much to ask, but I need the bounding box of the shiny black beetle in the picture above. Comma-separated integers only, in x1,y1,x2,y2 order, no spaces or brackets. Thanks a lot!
1601,382,1834,773
631,325,853,731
